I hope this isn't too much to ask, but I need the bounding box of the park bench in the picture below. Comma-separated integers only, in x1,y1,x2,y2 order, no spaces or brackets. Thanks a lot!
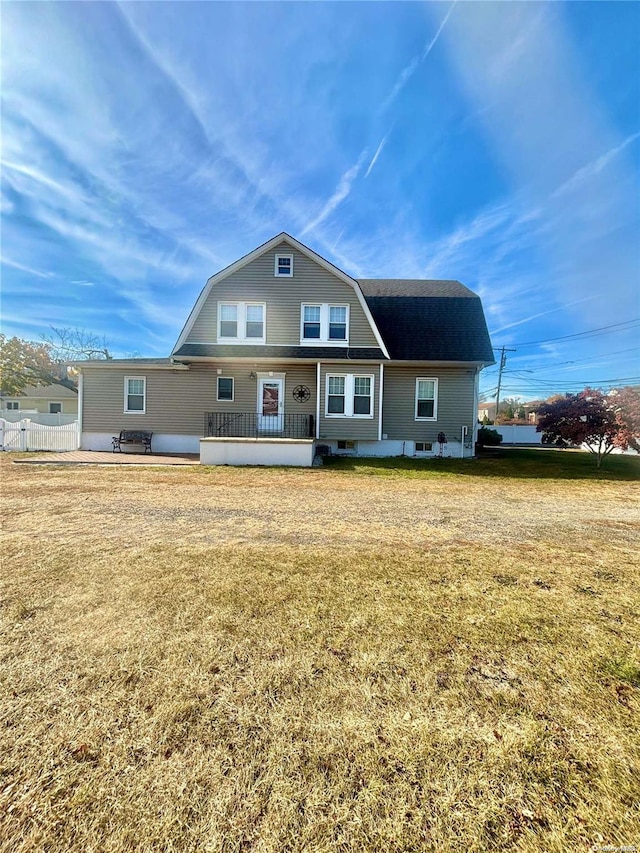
112,430,153,454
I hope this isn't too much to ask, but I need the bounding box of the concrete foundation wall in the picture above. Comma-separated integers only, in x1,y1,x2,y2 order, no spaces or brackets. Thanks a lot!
200,437,315,467
82,432,200,453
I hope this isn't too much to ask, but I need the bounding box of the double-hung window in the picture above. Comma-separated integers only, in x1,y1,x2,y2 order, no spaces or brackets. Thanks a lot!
415,378,438,420
5,401,19,410
124,376,146,413
245,305,264,339
325,374,374,418
218,302,266,343
327,376,345,414
219,304,238,338
329,306,347,340
301,304,349,343
303,305,321,339
353,376,371,415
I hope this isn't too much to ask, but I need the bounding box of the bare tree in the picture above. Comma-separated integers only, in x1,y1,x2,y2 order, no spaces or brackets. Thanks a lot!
41,326,113,361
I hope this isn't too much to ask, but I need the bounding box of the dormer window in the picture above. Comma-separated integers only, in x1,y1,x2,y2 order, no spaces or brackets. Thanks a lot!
275,254,293,277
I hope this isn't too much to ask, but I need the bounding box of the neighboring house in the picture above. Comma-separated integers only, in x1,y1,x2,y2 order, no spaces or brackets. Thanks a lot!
478,402,497,422
76,233,494,463
1,383,78,415
478,401,542,424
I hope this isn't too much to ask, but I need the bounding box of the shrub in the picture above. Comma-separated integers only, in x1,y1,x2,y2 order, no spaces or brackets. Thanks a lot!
476,427,502,448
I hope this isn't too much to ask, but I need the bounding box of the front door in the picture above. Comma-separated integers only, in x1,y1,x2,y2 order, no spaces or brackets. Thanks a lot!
258,377,284,433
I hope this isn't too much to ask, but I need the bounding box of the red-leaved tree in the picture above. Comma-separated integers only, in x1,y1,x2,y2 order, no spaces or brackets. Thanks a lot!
536,388,620,467
610,386,640,452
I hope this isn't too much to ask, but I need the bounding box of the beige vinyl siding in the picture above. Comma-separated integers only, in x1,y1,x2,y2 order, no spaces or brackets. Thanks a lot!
82,363,316,435
382,366,476,442
318,364,380,441
187,241,379,348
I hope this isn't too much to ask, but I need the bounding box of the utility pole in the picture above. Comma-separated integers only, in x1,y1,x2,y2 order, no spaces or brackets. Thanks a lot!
494,346,516,422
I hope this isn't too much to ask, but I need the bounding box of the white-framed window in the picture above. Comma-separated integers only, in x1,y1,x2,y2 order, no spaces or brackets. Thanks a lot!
415,378,438,420
301,304,349,344
329,306,347,340
219,303,238,338
5,401,19,410
217,376,234,401
327,375,345,414
217,302,266,343
49,403,62,414
275,253,293,277
124,376,146,413
302,305,321,339
325,373,374,418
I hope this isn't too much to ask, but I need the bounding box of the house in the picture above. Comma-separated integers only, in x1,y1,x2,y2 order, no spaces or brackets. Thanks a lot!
76,233,494,464
478,400,543,424
1,383,78,416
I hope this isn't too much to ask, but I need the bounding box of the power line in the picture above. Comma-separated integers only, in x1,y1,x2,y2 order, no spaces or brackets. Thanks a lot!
500,376,640,390
503,346,640,374
504,318,640,348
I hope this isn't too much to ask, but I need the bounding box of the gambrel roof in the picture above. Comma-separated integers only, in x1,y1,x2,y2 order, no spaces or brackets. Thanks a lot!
171,234,494,365
358,279,495,364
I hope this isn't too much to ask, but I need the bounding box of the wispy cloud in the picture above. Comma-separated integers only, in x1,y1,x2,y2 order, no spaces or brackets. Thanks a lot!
1,257,54,279
552,131,640,198
364,134,388,179
381,1,457,111
301,149,369,236
490,296,595,336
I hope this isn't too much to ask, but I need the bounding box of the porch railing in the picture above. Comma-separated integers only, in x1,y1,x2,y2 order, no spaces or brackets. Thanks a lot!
204,412,315,439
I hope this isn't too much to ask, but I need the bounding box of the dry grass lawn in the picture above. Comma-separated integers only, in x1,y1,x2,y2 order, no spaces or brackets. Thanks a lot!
1,451,639,852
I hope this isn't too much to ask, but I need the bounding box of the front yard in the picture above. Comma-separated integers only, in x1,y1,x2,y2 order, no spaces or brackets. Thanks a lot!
1,451,638,852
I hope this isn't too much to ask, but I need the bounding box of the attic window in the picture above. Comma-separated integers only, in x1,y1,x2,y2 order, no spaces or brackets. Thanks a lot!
275,254,293,277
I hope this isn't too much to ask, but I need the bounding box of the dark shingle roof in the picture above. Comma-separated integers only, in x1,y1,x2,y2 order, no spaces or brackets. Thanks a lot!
172,344,386,360
358,279,477,298
358,279,494,363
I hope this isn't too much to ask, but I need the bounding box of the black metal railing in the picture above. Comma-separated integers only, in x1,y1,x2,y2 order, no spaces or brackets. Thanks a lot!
204,412,315,439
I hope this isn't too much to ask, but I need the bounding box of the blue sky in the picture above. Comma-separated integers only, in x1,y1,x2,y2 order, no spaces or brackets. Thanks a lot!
2,1,639,402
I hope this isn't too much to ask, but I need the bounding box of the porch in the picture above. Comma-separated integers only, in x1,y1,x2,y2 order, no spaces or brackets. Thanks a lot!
204,412,315,439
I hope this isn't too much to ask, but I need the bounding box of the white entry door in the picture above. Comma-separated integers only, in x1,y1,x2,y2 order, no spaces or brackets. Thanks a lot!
258,377,284,433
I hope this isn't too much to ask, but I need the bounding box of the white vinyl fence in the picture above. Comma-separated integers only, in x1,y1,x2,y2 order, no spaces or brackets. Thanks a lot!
0,410,78,425
494,425,543,445
0,418,80,452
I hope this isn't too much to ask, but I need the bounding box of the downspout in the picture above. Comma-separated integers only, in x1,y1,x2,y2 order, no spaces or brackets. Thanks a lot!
77,370,83,450
315,362,321,439
460,425,467,458
472,367,480,456
378,363,384,441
